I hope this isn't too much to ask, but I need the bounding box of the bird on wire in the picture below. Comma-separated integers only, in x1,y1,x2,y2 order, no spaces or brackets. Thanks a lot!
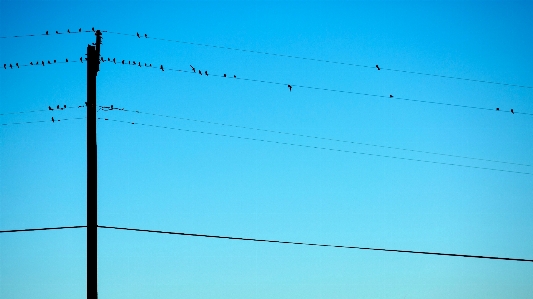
80,57,83,63
390,94,393,98
223,74,226,77
56,31,59,34
160,65,164,71
41,61,45,66
48,106,53,111
199,70,202,75
92,27,95,32
79,28,82,32
68,29,70,33
190,65,196,72
511,109,515,114
51,117,55,123
288,84,292,92
137,32,140,38
376,64,380,70
496,108,500,111
9,64,12,69
205,70,209,76
30,62,33,65
3,64,6,69
144,34,148,38
45,31,48,35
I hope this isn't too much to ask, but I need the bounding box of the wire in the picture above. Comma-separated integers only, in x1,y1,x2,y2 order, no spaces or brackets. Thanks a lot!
97,225,533,263
111,107,531,168
0,225,86,233
1,117,85,126
0,105,85,116
105,30,533,90
0,29,100,39
110,62,533,117
98,117,531,175
2,58,85,69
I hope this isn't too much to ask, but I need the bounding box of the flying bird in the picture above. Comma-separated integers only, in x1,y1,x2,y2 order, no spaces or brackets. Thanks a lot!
190,65,196,72
51,117,55,123
511,109,514,114
288,84,292,92
137,32,140,38
48,106,53,111
376,65,380,70
160,65,164,71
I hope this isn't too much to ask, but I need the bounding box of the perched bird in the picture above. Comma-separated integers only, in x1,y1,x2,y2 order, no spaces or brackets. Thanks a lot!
56,31,59,34
137,32,140,38
53,60,56,63
288,84,292,92
113,58,116,64
160,65,164,71
138,62,141,67
511,109,515,114
36,60,39,65
41,61,45,66
144,63,147,66
122,60,125,64
16,63,19,68
51,117,55,123
92,27,95,32
376,64,380,70
46,31,49,35
48,106,53,111
496,108,500,111
190,65,196,72
128,61,130,64
205,70,209,76
64,105,66,108
9,64,12,69
68,29,70,33
66,58,68,62
389,95,393,98
79,28,82,32
132,61,136,65
144,34,148,38
199,70,202,75
57,105,60,109
30,62,33,65
223,74,226,77
107,58,110,61
48,61,51,64
234,75,236,78
149,64,152,67
80,57,83,63
100,57,104,62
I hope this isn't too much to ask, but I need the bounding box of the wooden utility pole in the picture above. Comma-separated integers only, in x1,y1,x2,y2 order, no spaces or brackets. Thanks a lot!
87,29,102,299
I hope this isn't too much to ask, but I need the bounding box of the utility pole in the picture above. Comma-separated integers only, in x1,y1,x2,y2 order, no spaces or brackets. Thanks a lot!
87,29,102,299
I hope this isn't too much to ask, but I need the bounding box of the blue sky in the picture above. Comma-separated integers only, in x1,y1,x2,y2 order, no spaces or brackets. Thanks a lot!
1,0,532,298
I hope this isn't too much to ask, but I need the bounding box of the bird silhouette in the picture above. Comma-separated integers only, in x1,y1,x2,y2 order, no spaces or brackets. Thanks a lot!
128,61,130,64
42,61,45,66
16,63,19,68
149,64,152,67
100,57,104,62
79,28,81,32
66,58,68,62
234,75,236,78
144,34,148,38
46,31,49,35
56,31,59,34
138,62,141,67
190,65,196,72
137,32,140,38
51,117,55,123
53,60,56,63
68,29,70,33
113,58,116,64
288,84,292,92
205,70,209,76
107,58,110,61
122,60,125,64
92,27,95,32
199,70,202,75
223,74,226,77
80,57,83,63
30,62,33,65
160,65,164,71
496,108,500,111
36,60,39,65
57,105,60,109
48,106,53,111
376,64,380,70
132,61,136,65
9,64,12,69
390,95,393,98
48,61,51,64
511,109,515,114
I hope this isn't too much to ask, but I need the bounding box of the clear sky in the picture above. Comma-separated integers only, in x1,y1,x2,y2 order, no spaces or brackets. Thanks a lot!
1,0,532,298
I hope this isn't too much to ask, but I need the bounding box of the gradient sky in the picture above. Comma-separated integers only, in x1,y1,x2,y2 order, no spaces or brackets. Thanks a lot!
1,0,532,298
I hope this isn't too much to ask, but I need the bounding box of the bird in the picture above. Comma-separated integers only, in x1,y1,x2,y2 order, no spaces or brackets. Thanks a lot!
511,109,514,114
100,57,104,62
132,61,136,65
496,108,500,111
190,65,196,72
46,31,49,35
53,60,56,63
79,28,82,32
66,58,68,62
137,32,140,38
92,27,95,32
56,31,59,34
3,64,5,69
51,117,55,123
122,60,125,64
390,95,393,98
48,106,53,111
205,70,209,76
149,64,152,67
144,34,148,38
160,65,164,71
9,64,12,69
288,84,292,92
80,57,83,63
199,70,202,75
107,58,110,61
41,61,45,66
223,74,226,77
68,29,70,33
234,75,236,78
376,64,380,70
113,58,116,64
48,61,51,64
128,61,130,65
57,105,60,109
64,105,66,109
30,62,33,65
16,63,19,68
138,62,141,67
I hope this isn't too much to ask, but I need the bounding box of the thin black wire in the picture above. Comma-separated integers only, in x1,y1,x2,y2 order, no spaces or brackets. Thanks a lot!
1,117,85,126
112,62,533,117
0,30,96,39
99,117,531,175
0,105,84,116
2,59,83,69
105,31,533,90
113,107,532,168
98,225,533,263
0,225,86,233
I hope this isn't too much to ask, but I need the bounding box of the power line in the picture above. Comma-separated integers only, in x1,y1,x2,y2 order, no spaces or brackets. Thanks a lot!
97,225,533,263
99,117,531,175
0,225,86,233
105,30,533,90
0,105,85,116
1,117,85,126
0,29,101,39
110,107,532,168
110,62,533,117
2,58,85,69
